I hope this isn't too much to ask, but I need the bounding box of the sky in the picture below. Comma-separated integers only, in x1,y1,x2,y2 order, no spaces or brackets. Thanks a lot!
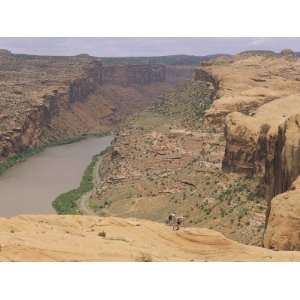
0,37,300,57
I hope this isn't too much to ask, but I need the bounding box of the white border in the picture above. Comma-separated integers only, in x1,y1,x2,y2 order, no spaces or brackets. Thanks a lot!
0,0,300,36
0,0,300,299
0,262,299,300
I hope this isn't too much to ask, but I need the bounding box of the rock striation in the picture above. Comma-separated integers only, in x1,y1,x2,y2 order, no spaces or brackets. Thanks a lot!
267,114,300,198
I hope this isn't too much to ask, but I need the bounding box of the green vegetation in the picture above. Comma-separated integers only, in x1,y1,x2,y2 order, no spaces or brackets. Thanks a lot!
154,81,214,128
98,231,106,238
52,153,98,214
0,132,108,176
0,147,44,176
217,178,257,204
52,145,112,214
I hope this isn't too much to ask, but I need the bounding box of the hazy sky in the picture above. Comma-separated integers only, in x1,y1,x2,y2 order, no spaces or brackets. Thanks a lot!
0,37,300,57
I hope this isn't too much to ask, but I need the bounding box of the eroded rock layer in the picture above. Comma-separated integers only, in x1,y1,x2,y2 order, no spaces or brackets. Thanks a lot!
199,52,300,250
199,52,300,194
0,50,168,160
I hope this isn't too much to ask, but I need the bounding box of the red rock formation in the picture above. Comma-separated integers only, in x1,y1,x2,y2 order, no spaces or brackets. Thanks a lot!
265,114,300,199
0,52,168,161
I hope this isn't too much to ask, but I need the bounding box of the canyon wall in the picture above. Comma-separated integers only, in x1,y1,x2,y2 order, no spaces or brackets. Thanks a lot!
0,57,104,160
0,51,168,161
264,175,300,250
198,53,300,250
102,64,166,85
199,53,300,192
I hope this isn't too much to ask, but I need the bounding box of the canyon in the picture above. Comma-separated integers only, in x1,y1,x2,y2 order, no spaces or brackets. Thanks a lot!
1,49,300,260
0,49,171,162
82,50,300,252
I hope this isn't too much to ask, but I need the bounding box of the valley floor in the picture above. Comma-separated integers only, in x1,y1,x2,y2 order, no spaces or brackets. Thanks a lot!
86,80,268,246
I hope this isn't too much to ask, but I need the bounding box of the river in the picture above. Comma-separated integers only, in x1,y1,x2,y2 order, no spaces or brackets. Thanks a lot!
0,135,113,217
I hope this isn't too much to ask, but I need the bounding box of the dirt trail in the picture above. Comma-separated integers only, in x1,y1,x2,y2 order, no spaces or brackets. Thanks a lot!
78,156,104,215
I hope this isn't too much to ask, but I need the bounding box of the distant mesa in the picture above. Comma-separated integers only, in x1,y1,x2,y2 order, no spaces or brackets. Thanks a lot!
0,49,12,56
238,50,276,57
76,53,93,58
280,48,295,57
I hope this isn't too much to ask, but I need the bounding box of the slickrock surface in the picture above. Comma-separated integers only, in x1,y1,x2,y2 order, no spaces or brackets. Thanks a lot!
200,52,300,129
0,215,299,262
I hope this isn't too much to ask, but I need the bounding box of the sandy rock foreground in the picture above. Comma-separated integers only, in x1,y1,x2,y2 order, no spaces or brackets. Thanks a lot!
0,215,299,261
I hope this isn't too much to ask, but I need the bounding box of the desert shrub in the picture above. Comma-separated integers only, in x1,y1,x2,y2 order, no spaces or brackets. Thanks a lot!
136,253,153,262
98,231,106,238
53,154,99,214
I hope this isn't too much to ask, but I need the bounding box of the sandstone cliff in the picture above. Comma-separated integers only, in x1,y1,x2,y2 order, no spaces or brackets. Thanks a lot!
0,215,299,261
193,52,300,250
267,114,300,197
200,53,300,129
102,64,166,85
264,176,300,250
200,52,300,189
0,50,168,161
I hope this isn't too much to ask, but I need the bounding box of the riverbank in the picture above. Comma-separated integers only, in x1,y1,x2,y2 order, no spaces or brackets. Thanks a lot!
0,132,109,177
0,135,113,217
52,144,112,215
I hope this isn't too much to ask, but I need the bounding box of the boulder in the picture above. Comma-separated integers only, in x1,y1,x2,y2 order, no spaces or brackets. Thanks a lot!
264,179,300,250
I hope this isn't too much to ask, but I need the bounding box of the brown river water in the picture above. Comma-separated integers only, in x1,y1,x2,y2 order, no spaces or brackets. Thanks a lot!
0,136,113,217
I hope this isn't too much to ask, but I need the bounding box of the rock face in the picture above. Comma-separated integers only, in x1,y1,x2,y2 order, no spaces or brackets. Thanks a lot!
222,112,260,175
0,51,168,161
222,94,300,180
200,53,300,193
264,177,300,250
200,53,300,129
102,64,166,85
267,114,300,198
0,57,107,160
0,215,299,261
198,53,300,250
